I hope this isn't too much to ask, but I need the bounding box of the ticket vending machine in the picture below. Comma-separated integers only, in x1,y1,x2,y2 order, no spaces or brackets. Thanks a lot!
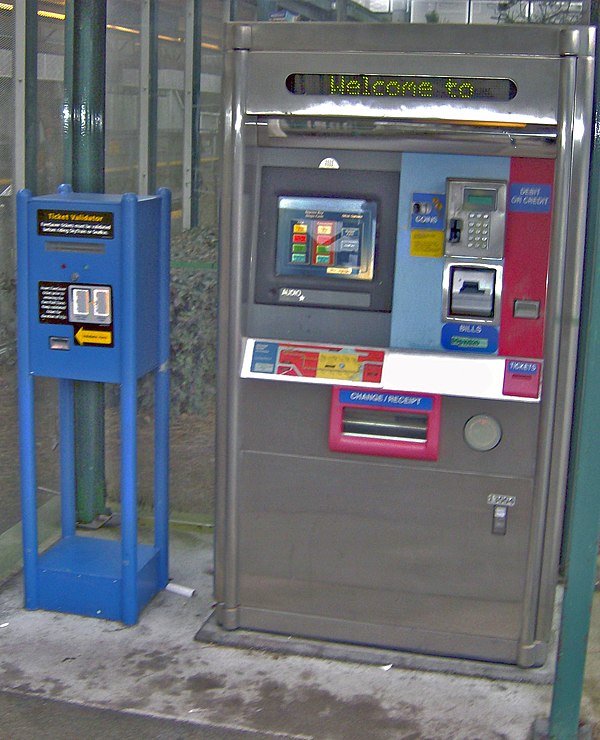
214,23,595,666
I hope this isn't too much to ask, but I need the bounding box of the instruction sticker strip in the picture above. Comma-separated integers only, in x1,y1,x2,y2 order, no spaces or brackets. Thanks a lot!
243,339,384,385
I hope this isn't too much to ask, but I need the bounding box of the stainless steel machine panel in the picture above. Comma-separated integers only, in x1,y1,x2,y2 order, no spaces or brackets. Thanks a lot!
245,52,560,126
214,22,595,668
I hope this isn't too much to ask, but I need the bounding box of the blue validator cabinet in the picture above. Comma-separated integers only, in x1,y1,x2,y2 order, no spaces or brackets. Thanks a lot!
17,184,171,625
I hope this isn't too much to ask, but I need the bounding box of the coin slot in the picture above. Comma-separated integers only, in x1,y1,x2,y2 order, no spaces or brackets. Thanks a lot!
49,336,70,351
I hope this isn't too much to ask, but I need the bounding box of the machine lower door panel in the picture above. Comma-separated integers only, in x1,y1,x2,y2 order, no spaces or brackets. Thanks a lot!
236,451,535,664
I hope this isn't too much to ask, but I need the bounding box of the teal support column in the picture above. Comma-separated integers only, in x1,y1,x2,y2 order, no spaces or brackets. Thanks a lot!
63,0,108,523
544,19,600,739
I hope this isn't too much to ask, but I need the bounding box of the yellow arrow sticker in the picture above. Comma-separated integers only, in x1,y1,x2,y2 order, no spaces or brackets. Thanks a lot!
75,327,113,346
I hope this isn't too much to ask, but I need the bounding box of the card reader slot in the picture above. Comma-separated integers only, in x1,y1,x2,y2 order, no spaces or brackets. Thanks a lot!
45,241,105,254
342,408,428,442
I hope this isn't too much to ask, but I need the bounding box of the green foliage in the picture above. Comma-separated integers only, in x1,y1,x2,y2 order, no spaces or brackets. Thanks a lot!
0,276,16,367
168,226,218,415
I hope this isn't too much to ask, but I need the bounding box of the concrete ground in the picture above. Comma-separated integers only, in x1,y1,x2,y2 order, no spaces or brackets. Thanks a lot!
0,528,598,740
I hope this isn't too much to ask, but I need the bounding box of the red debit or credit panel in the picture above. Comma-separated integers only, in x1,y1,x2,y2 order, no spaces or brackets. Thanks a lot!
499,158,555,359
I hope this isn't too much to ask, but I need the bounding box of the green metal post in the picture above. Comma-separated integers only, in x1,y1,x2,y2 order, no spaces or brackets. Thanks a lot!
63,0,108,524
545,18,600,738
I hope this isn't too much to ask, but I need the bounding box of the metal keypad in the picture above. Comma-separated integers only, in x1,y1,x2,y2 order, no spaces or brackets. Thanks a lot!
467,213,491,250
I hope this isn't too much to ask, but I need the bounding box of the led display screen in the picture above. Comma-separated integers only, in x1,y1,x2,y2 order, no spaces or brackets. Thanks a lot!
286,74,517,101
463,188,497,210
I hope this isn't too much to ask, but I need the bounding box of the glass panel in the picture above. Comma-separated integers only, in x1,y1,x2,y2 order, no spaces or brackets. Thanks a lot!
38,12,65,195
106,0,141,195
1,5,63,572
34,10,64,536
0,0,16,543
230,0,590,22
157,2,185,235
410,0,468,22
199,2,223,231
505,0,584,23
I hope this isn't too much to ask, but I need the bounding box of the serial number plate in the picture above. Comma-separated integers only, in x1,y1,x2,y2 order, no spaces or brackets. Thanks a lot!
487,494,516,508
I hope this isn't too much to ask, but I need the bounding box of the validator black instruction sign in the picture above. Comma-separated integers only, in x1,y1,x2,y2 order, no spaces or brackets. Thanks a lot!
37,209,114,240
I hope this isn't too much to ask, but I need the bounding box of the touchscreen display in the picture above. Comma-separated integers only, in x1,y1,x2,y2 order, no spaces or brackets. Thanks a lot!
275,196,376,281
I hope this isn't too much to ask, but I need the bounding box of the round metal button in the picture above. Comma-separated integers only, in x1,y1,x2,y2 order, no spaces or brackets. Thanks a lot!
464,414,502,451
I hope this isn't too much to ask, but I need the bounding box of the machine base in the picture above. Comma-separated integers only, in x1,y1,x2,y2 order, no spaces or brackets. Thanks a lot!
195,610,557,685
32,535,161,623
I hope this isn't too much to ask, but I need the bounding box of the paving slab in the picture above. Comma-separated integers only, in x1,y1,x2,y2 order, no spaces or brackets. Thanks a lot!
0,528,588,739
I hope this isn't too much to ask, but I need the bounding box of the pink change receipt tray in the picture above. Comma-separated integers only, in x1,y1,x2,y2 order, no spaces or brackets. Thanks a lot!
329,387,442,461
